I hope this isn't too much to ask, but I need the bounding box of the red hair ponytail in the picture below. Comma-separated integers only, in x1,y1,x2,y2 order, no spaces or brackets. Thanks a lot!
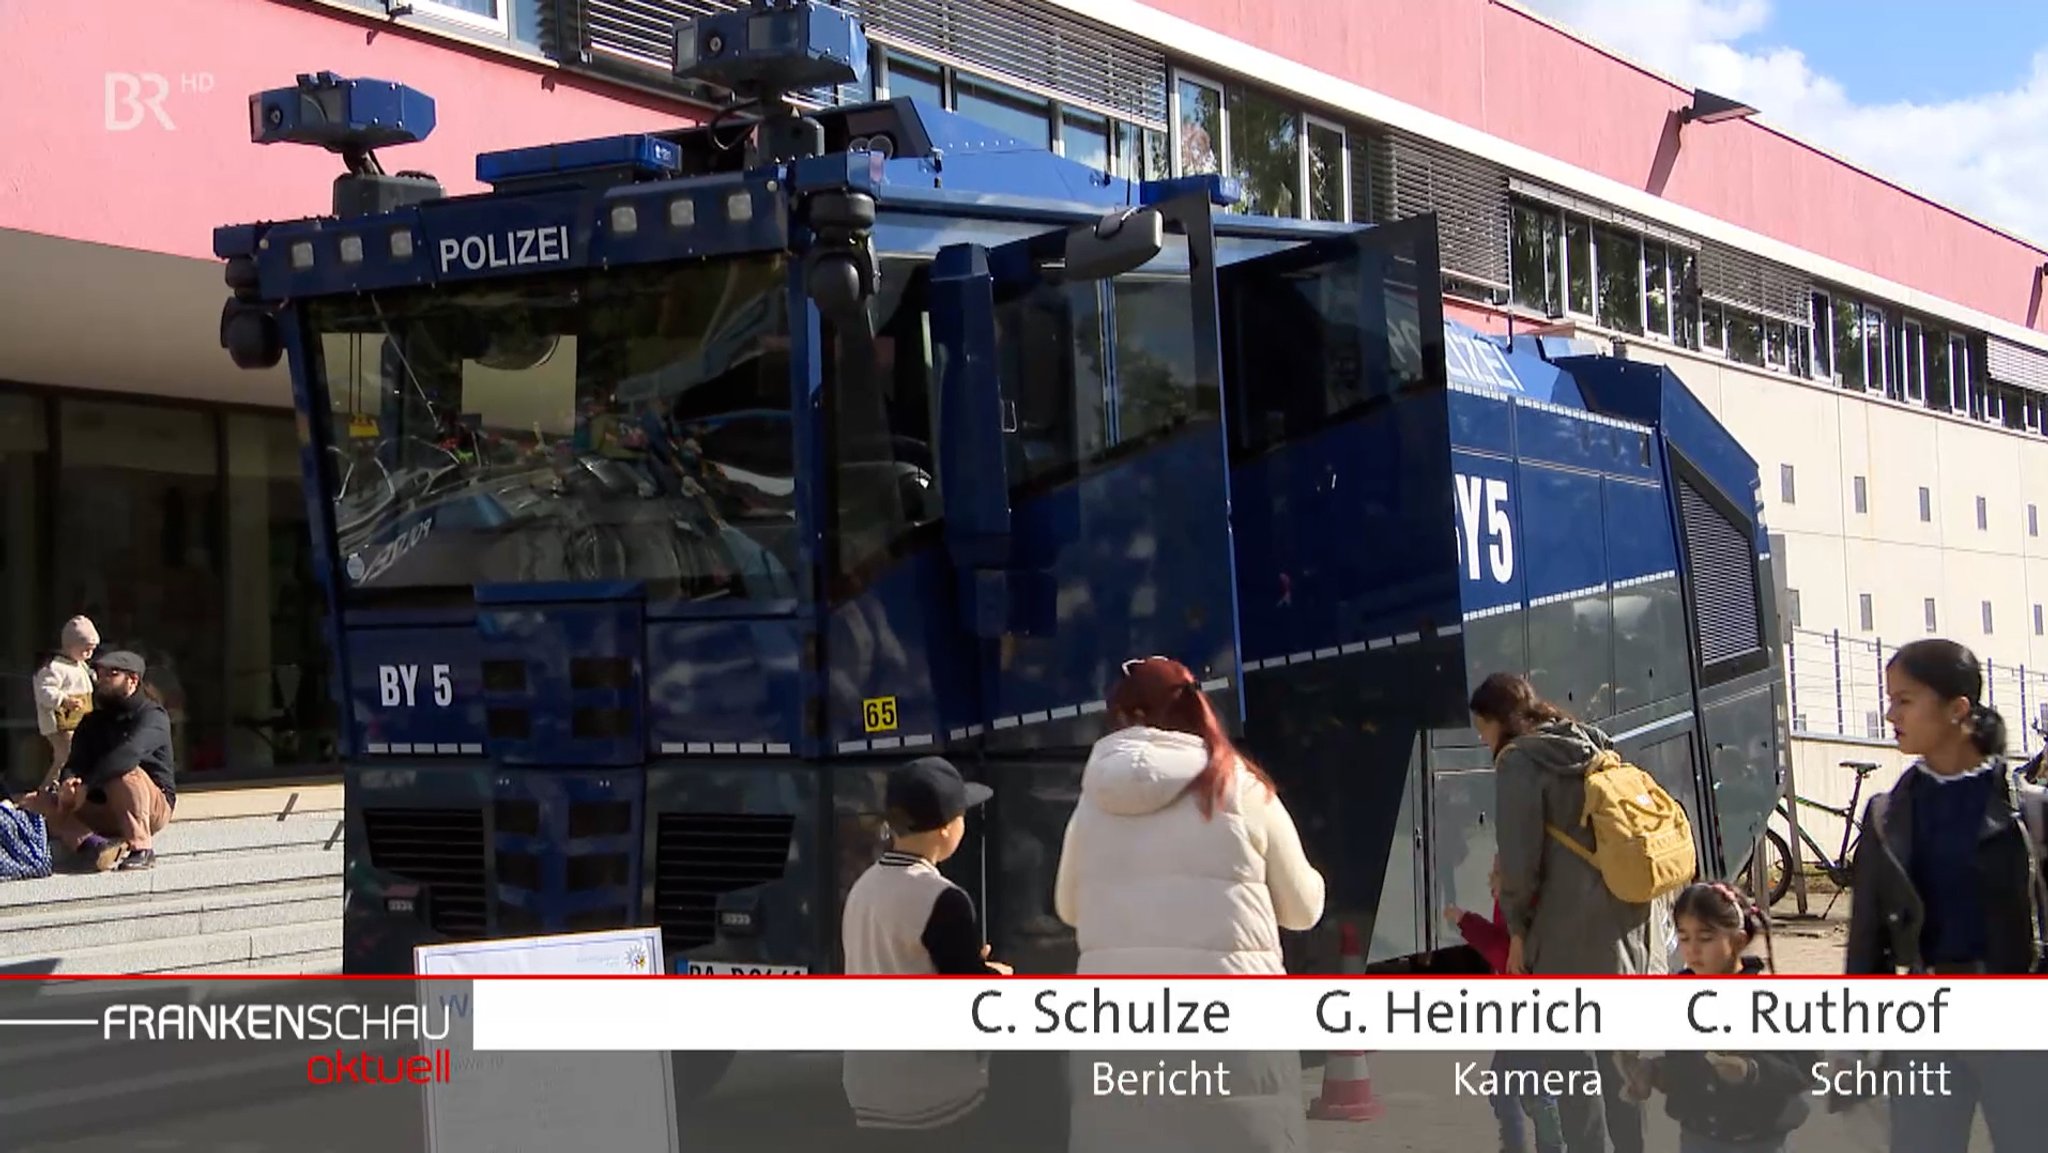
1108,656,1274,819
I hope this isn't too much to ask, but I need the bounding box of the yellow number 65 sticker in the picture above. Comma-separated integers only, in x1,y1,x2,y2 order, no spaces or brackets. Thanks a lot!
862,696,899,734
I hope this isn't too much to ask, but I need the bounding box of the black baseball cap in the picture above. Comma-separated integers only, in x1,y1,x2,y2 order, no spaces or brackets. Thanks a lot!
885,756,993,833
92,650,146,678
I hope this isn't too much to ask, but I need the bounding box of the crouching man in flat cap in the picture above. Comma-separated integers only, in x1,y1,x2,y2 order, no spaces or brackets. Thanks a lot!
18,650,175,872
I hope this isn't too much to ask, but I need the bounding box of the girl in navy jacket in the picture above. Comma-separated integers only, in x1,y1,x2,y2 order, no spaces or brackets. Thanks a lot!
1619,883,1812,1153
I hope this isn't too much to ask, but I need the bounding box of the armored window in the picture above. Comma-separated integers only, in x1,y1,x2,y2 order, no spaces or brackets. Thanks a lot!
1676,469,1764,674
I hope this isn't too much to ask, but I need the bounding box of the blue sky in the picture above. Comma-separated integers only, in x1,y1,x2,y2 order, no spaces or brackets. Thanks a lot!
1526,0,2048,245
1766,0,2047,103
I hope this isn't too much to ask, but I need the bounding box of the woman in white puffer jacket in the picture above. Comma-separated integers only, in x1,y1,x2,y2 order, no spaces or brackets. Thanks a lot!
1053,655,1327,1153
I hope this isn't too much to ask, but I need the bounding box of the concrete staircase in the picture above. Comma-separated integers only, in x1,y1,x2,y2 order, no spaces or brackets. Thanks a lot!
0,781,343,975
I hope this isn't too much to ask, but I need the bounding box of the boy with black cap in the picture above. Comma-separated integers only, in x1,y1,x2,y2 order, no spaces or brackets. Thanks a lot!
841,755,1009,1146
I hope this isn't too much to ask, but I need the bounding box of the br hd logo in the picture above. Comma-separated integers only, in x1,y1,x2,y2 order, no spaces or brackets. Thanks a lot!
105,72,214,131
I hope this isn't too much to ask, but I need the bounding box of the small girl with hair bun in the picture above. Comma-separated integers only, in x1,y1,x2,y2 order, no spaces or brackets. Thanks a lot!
1617,882,1813,1153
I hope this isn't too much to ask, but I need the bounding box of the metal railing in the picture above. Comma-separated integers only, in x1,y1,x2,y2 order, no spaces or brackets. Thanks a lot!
1786,627,2048,757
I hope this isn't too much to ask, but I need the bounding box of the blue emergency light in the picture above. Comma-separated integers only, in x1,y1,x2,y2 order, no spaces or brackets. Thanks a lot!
249,71,435,151
476,133,687,190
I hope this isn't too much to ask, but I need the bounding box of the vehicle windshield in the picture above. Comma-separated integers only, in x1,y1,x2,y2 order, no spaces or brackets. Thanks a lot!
303,256,795,602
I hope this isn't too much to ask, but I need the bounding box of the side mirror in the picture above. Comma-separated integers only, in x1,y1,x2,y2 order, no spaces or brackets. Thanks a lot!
1063,208,1163,281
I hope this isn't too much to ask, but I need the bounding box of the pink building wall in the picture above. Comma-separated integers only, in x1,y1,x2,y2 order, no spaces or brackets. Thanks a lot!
6,0,2039,335
1151,0,2048,334
0,0,693,261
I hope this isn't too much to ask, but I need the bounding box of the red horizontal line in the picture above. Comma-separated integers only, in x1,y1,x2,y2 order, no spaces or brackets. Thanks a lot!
0,973,2001,982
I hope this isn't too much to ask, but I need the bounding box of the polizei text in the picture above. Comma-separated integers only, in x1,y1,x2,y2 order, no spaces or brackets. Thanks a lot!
436,225,571,274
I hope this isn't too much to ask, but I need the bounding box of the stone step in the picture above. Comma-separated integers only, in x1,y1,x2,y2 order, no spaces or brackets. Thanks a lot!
0,848,339,911
171,781,343,821
0,919,341,976
145,807,345,858
0,877,339,957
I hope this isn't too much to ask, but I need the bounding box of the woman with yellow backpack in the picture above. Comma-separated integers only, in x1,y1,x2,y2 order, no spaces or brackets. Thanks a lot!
1472,671,1699,1153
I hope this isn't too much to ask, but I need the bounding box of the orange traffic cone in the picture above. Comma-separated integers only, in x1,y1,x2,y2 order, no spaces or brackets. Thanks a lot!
1310,925,1381,1121
1336,922,1367,974
1310,1051,1384,1121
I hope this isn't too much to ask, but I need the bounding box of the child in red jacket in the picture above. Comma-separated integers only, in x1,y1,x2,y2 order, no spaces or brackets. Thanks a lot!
1447,857,1562,1153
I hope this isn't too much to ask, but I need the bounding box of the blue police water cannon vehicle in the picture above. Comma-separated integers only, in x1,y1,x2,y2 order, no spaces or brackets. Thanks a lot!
216,0,1788,994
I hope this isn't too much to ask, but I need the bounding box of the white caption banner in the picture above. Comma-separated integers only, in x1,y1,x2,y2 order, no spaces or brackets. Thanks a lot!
470,977,2039,1052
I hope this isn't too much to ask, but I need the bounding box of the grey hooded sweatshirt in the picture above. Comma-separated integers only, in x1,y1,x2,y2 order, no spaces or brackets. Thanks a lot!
1494,719,1655,976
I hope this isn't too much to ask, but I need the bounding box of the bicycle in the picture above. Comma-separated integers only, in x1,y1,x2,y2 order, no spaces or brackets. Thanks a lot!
1738,760,1881,912
2021,721,2047,786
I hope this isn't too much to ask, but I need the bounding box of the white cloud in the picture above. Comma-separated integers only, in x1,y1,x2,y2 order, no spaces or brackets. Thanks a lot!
1529,0,2048,248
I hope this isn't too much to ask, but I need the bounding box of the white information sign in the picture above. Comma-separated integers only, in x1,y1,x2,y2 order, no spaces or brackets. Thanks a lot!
415,928,676,1153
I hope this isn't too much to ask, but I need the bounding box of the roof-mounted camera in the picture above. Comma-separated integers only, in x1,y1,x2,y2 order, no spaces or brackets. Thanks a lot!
250,72,444,218
673,0,868,166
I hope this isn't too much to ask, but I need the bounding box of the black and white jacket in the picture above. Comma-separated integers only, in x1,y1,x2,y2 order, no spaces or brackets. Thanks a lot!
839,850,1002,1130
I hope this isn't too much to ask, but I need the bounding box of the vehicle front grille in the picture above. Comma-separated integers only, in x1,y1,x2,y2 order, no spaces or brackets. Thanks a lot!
361,807,488,938
652,813,796,954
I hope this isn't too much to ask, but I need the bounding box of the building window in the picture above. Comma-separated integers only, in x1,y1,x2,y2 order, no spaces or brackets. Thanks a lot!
1977,495,1989,531
1902,321,1926,403
1058,108,1111,173
0,394,49,789
1304,117,1348,222
1810,292,1834,379
1925,598,1938,632
409,0,509,35
1168,71,1348,220
1173,73,1225,176
1700,301,1725,353
2035,603,2044,636
1949,334,1975,415
1593,224,1644,335
1779,463,1796,504
1726,309,1765,368
1227,87,1300,217
1642,241,1671,338
1786,588,1802,628
1858,593,1874,632
1113,121,1170,182
1510,202,1561,316
1852,475,1867,514
882,52,944,106
2031,503,2040,537
1982,600,1995,634
1565,214,1594,316
1919,486,1932,522
5,395,332,784
954,74,1052,149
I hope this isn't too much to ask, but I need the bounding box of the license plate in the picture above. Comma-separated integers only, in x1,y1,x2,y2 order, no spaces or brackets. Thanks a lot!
680,960,810,976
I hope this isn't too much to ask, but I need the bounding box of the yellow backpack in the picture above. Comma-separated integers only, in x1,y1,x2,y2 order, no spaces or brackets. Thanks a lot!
1545,749,1697,904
